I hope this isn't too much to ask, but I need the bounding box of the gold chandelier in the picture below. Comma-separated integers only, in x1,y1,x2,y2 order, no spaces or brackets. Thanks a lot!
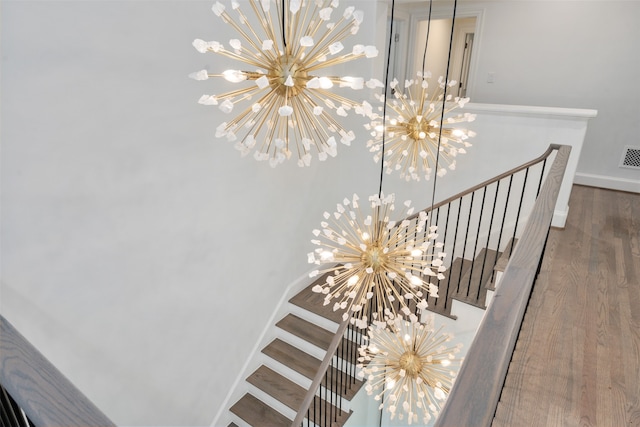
191,0,380,167
366,73,476,181
308,193,447,329
357,313,462,424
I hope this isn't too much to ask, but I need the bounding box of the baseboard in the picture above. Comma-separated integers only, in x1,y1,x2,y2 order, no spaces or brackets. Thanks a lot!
574,172,640,194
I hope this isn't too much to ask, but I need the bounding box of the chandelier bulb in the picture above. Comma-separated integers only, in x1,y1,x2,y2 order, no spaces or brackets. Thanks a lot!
222,69,247,83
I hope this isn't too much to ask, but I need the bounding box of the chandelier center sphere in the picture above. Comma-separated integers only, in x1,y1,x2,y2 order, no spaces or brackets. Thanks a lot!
269,55,308,98
362,244,387,272
399,350,423,378
406,116,435,141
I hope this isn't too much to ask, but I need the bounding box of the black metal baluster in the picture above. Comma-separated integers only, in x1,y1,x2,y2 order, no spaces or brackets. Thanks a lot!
447,198,463,298
340,323,346,407
495,175,514,257
536,159,547,197
330,356,335,423
441,203,452,311
467,188,487,299
430,207,441,308
460,192,474,296
510,168,530,257
324,371,328,427
483,181,501,284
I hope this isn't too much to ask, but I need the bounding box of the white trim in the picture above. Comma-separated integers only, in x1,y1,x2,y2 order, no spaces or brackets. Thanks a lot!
465,103,598,120
574,172,640,194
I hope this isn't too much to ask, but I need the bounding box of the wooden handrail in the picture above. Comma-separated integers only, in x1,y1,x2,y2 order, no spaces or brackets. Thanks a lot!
0,315,116,427
434,144,571,426
407,144,558,221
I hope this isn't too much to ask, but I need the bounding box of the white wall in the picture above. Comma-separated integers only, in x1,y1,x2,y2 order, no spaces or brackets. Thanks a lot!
464,0,639,192
0,1,390,425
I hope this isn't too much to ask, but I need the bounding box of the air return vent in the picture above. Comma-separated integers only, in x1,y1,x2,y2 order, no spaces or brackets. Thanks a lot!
620,146,640,170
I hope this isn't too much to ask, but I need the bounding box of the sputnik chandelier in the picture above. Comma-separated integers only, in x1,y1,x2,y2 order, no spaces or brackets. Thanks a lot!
366,74,476,182
191,0,381,167
308,193,447,328
357,313,463,424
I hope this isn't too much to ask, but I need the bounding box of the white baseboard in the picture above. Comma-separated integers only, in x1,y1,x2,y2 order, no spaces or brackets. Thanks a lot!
574,172,640,194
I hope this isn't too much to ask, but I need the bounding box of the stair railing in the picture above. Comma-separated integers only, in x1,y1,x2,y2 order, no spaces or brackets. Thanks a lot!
434,144,571,426
292,144,570,427
0,315,115,427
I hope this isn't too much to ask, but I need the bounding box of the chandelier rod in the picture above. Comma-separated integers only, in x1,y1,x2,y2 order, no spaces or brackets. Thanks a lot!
429,0,458,224
281,0,286,49
379,0,397,197
421,0,433,75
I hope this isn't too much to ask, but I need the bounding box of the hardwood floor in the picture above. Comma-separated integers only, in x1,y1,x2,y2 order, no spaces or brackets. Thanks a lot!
493,185,640,426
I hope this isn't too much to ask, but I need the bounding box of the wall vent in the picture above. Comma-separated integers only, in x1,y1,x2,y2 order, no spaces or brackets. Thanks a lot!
620,146,640,170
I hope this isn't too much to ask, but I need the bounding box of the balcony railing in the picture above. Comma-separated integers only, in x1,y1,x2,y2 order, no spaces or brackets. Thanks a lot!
293,144,571,427
0,315,115,427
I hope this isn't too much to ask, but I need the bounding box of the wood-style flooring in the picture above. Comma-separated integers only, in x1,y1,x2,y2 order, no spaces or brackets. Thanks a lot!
493,185,640,426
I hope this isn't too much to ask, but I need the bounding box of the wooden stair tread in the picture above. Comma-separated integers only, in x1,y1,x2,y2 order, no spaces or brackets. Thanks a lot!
423,257,472,319
229,393,291,427
289,273,346,324
263,338,322,379
247,365,352,424
494,238,518,273
247,365,305,411
276,313,335,350
452,248,498,309
262,339,363,401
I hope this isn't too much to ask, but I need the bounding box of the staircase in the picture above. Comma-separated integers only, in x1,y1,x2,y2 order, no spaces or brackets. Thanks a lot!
224,238,517,427
226,272,364,427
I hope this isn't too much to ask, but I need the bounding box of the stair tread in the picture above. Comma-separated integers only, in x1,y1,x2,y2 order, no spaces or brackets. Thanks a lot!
229,393,291,427
423,257,472,318
494,238,519,273
263,338,322,379
262,338,364,401
452,248,498,309
276,313,335,350
289,273,346,324
247,365,306,411
247,365,352,424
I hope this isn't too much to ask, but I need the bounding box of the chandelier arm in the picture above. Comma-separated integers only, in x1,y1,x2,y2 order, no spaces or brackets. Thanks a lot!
314,88,361,109
300,91,351,131
220,9,266,55
287,98,313,159
289,0,314,58
302,19,355,64
212,84,262,101
210,49,266,68
232,8,277,61
298,93,353,135
221,88,276,129
293,91,336,142
247,0,279,50
300,13,351,62
303,52,364,71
